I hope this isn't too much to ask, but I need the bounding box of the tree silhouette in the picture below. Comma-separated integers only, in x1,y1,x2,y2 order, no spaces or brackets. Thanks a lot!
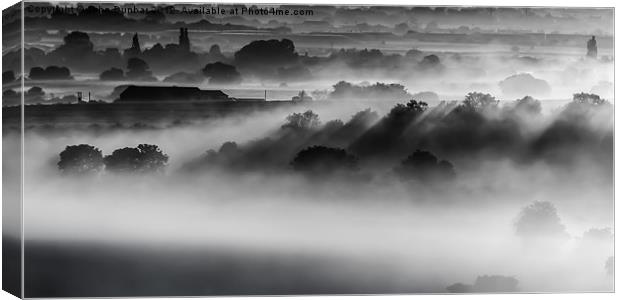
395,149,455,181
29,66,72,80
419,54,440,68
234,39,298,68
126,57,155,81
51,31,94,59
291,146,358,174
26,86,44,98
462,92,498,111
499,73,550,98
99,67,124,80
136,144,169,172
328,81,411,101
202,62,241,84
388,99,428,119
104,147,141,172
515,201,569,239
282,110,321,131
104,144,168,173
405,48,423,59
572,92,605,106
349,100,427,157
58,144,104,174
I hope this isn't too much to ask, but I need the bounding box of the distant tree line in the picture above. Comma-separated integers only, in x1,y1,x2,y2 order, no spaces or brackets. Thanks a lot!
8,29,450,88
58,141,453,183
57,91,610,184
58,144,168,175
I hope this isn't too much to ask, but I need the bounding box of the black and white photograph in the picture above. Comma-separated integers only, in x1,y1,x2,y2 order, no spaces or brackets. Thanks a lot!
1,0,615,297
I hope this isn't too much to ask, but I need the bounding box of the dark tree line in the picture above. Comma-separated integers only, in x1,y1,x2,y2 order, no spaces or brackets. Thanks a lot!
291,146,359,175
58,91,610,184
394,150,455,181
178,105,456,182
29,66,73,80
99,57,156,81
58,144,168,174
181,90,609,182
290,145,455,182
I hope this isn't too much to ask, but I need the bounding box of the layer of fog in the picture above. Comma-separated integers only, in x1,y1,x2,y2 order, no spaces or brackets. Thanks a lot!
12,99,613,293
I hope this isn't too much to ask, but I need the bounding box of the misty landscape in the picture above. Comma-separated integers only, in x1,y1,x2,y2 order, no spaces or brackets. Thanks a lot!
2,2,614,297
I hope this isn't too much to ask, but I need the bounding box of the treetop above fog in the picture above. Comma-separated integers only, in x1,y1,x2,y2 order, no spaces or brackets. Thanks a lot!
58,144,104,175
234,39,298,68
291,146,359,175
104,144,169,173
461,92,498,111
282,110,321,131
515,201,569,240
58,144,170,175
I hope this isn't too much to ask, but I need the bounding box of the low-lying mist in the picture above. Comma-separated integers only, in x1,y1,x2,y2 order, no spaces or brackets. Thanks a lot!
12,92,613,295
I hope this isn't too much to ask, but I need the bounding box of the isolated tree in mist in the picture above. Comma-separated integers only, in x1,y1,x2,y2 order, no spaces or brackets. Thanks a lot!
572,92,605,106
328,81,411,101
282,110,321,131
563,92,610,118
514,201,569,240
127,58,148,75
330,81,356,98
99,67,124,80
395,149,455,181
462,92,498,111
499,73,550,98
291,146,358,175
58,144,104,175
26,86,44,98
104,144,168,173
202,62,242,84
234,39,298,69
419,54,441,68
405,48,423,60
125,57,155,81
